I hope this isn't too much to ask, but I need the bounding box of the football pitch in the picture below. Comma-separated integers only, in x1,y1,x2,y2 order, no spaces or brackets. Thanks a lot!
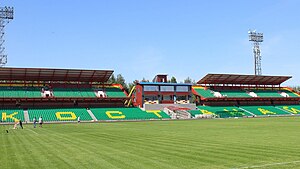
1,117,300,169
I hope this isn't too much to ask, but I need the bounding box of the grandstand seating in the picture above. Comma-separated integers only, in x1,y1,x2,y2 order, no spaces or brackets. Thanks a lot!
0,86,41,98
52,87,126,98
104,87,127,97
219,90,251,98
193,86,300,99
280,88,299,97
90,107,170,120
277,105,300,114
253,90,282,97
28,108,92,122
193,87,215,98
189,106,253,118
0,109,25,122
52,88,96,97
189,105,296,118
241,106,290,116
80,88,97,97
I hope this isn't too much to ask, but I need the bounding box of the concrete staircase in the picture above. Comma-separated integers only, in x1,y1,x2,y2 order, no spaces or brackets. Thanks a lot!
145,103,197,111
24,109,30,123
163,108,191,119
87,109,98,121
175,110,191,119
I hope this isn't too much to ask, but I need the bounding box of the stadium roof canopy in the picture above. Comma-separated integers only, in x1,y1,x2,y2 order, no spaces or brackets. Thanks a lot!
0,67,113,82
138,82,192,86
197,74,292,85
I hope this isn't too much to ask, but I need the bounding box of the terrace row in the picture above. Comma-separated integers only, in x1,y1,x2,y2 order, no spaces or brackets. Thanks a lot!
1,105,300,123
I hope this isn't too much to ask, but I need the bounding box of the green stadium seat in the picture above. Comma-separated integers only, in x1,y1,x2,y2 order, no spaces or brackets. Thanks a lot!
52,87,126,98
190,106,252,118
280,88,299,97
276,105,300,114
193,86,299,99
28,108,93,122
0,109,25,122
219,90,251,98
90,107,170,120
0,86,41,98
193,87,215,98
102,87,127,97
252,90,282,97
241,106,290,116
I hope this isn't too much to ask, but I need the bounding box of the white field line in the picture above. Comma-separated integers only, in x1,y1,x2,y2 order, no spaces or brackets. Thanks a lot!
232,160,300,169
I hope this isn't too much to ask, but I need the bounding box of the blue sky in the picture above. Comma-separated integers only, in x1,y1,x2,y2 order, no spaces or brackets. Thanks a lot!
2,0,300,85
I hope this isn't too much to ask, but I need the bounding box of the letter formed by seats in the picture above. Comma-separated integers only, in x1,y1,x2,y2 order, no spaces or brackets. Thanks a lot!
199,109,214,115
55,112,77,120
146,110,162,118
2,112,19,122
224,108,243,116
257,108,276,115
106,111,126,119
224,108,235,116
282,106,300,114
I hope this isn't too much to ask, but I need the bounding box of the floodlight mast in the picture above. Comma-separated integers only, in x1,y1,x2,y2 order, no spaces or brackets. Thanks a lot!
0,6,14,67
248,30,263,76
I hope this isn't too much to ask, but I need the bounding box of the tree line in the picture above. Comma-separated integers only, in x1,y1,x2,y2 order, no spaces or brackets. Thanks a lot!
291,86,300,93
107,73,300,94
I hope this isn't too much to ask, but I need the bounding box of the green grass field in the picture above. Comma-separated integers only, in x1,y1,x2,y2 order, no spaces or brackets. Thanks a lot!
1,117,300,169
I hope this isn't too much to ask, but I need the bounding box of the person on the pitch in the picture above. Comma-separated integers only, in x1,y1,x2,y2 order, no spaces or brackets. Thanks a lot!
33,117,37,128
19,120,23,129
38,116,43,128
13,121,18,129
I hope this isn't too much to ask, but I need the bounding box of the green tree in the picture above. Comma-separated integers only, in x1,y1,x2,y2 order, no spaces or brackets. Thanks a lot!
184,77,192,83
168,76,177,83
116,74,127,90
291,86,300,93
192,80,197,85
141,78,149,82
127,81,138,94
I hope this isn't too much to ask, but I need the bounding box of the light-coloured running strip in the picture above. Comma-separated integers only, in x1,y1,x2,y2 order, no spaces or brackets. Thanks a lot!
232,160,300,169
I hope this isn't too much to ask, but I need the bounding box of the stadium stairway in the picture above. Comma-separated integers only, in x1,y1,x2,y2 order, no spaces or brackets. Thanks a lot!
240,106,291,116
163,108,191,119
190,106,253,118
124,86,135,107
163,108,176,119
236,107,256,116
24,110,30,122
276,105,300,114
87,109,98,121
175,110,191,119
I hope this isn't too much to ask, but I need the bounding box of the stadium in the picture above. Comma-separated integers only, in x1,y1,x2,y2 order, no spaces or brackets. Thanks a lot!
1,67,300,168
1,1,300,169
1,67,299,123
